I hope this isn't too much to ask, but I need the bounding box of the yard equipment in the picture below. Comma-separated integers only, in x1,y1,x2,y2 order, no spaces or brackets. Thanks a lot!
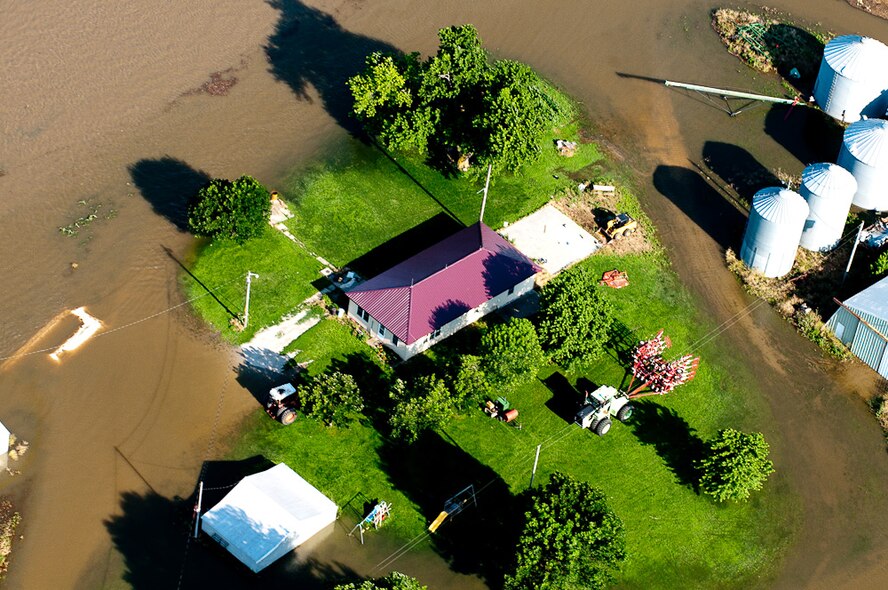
599,269,629,289
266,383,298,425
575,385,635,436
603,213,638,241
484,397,519,423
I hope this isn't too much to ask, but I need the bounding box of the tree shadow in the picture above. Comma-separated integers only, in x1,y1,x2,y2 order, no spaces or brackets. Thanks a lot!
105,455,360,589
542,373,584,424
701,141,781,204
762,23,824,94
264,0,401,135
129,157,211,231
652,165,747,251
328,352,393,427
481,247,538,299
763,103,844,165
377,431,519,587
628,402,706,489
344,213,464,279
235,346,298,406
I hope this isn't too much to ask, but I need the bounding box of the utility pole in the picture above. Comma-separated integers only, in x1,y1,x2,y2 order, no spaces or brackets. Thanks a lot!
479,164,492,224
193,481,204,539
243,271,259,328
842,222,865,285
529,444,541,488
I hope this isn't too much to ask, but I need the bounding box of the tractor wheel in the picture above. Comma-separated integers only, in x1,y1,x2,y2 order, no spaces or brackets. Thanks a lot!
623,228,635,237
595,417,612,436
617,404,634,422
277,408,297,425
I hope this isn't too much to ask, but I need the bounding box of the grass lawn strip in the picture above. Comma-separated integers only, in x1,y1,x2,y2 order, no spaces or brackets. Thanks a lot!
184,228,324,344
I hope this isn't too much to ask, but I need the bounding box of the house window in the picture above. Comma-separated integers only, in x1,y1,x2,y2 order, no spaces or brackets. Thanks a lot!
507,285,515,296
355,305,370,322
378,323,386,338
432,327,442,339
392,335,399,346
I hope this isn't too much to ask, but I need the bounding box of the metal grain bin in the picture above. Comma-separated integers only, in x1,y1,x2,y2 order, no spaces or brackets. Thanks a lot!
740,187,809,278
813,35,888,122
837,118,888,211
798,163,857,252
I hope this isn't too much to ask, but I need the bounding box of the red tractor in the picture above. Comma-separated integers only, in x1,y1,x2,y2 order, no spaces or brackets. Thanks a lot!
266,384,298,425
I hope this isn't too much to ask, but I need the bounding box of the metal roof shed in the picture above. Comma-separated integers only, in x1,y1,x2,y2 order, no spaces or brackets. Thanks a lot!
827,276,888,378
201,464,337,573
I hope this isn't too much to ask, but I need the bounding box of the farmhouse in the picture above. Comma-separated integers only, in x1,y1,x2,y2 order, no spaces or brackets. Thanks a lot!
827,275,888,378
346,222,540,360
201,463,337,573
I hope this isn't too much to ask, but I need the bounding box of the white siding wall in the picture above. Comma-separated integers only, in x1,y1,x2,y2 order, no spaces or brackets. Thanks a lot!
347,275,537,360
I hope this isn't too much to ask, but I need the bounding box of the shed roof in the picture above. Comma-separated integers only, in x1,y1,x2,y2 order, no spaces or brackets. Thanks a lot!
844,275,888,320
201,464,337,571
347,222,539,344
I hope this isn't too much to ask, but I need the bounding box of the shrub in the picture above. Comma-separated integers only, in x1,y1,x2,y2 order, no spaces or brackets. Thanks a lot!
187,175,270,243
696,429,775,502
389,375,457,443
480,318,545,390
298,371,363,427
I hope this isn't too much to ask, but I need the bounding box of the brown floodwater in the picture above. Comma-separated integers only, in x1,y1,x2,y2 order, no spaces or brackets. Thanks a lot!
2,0,888,588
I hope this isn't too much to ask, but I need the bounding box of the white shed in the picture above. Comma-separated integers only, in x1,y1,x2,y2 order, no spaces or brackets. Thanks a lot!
0,420,9,470
201,463,337,573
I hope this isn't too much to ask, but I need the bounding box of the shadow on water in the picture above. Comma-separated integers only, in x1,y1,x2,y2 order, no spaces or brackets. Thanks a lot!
764,103,844,165
105,456,361,589
129,156,211,231
377,431,519,587
265,0,400,134
652,165,747,251
344,213,464,278
761,24,824,95
628,402,706,490
701,141,780,203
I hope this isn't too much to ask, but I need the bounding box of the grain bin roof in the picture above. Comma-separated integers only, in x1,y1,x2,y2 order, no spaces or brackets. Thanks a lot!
843,118,888,167
752,187,808,224
823,35,888,82
844,276,888,321
801,163,858,196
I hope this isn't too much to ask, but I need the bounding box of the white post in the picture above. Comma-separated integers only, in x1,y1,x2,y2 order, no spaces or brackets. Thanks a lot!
479,164,492,224
243,271,259,328
193,481,204,539
843,222,865,284
529,444,541,488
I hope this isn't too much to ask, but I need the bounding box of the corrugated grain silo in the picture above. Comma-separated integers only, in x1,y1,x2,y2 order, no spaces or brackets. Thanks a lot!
837,118,888,211
740,187,809,278
813,35,888,122
798,163,858,252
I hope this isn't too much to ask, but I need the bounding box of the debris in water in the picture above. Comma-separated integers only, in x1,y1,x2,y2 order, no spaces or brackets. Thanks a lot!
49,307,102,362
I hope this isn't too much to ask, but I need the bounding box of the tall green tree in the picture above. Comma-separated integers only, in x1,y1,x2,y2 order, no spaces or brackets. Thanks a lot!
297,371,363,427
187,175,270,243
696,428,775,502
480,318,545,390
347,24,574,172
389,375,457,443
538,267,614,367
451,354,490,408
335,572,426,590
505,472,626,590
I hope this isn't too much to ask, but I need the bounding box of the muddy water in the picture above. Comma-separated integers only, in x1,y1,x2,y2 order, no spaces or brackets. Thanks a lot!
2,0,888,588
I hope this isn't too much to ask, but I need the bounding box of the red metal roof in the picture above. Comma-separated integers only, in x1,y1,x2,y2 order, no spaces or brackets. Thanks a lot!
347,222,539,345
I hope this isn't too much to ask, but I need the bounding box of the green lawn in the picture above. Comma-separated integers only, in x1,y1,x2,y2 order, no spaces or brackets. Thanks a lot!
183,228,324,344
234,252,796,589
281,125,603,268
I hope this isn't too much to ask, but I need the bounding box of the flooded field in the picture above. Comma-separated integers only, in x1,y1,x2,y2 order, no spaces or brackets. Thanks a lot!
2,1,888,588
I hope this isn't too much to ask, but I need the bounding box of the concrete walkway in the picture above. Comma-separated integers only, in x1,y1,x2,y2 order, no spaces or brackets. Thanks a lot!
240,308,320,372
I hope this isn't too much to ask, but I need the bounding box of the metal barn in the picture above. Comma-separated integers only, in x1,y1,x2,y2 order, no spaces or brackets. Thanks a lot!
827,276,888,379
